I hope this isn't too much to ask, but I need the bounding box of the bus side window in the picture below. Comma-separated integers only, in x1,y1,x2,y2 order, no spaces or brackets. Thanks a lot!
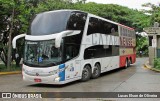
64,44,79,61
87,17,118,35
87,17,100,35
66,12,87,31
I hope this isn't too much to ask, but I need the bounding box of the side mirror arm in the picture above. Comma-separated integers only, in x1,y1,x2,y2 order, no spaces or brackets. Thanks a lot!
12,34,26,49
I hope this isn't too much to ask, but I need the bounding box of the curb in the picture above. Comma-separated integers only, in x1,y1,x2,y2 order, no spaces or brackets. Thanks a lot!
143,63,160,72
0,71,21,75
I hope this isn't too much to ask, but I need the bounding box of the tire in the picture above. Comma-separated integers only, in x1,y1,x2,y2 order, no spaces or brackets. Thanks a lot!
128,59,131,67
125,59,130,68
130,58,132,64
91,63,101,79
125,59,128,68
81,65,91,81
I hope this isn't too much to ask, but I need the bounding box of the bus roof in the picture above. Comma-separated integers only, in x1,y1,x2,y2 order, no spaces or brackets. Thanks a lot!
39,9,86,15
37,9,135,31
88,13,134,31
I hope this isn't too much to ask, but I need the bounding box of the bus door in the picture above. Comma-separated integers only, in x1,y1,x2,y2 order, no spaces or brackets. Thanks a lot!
64,43,81,79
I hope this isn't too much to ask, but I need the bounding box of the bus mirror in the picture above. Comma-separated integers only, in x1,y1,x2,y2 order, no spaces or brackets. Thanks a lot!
55,30,81,48
12,34,26,49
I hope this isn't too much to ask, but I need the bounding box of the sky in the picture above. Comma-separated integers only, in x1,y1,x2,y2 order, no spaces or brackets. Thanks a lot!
86,0,160,10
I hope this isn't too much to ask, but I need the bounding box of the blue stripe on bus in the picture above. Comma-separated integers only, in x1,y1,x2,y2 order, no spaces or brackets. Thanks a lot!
59,64,65,81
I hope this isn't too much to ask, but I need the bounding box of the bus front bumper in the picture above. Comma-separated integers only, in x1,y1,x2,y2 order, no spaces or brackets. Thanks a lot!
22,71,66,85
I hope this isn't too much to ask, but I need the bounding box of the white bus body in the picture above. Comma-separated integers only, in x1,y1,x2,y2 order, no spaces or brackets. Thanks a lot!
13,10,136,84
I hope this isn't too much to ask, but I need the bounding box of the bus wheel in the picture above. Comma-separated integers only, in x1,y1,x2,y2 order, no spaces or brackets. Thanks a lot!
128,59,131,67
92,63,101,79
125,59,128,68
81,65,91,81
125,59,130,68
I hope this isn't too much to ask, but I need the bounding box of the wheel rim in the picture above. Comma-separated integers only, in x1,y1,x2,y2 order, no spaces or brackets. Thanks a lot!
125,60,128,67
82,68,88,79
94,64,100,76
129,59,131,64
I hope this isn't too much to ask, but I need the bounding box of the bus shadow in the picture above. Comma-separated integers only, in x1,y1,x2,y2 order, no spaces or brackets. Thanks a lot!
28,65,135,88
28,80,82,88
100,64,136,77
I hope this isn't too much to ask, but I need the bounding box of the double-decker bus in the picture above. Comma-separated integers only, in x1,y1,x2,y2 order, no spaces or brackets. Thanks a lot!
12,10,136,84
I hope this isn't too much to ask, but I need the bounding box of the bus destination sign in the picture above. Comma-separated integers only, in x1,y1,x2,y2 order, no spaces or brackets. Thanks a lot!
143,27,160,34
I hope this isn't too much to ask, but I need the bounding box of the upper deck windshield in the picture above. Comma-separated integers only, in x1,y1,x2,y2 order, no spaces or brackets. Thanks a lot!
24,40,62,67
29,10,87,35
30,11,71,35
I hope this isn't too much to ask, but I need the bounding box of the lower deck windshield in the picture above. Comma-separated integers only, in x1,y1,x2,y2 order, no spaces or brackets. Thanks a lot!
24,40,62,67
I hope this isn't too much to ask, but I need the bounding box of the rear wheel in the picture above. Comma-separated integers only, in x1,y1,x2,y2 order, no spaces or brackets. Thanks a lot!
92,63,101,79
125,58,131,68
81,65,91,81
125,59,129,68
128,59,131,67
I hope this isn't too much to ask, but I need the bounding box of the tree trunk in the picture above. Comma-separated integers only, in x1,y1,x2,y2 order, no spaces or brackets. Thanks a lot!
0,49,7,66
7,8,14,70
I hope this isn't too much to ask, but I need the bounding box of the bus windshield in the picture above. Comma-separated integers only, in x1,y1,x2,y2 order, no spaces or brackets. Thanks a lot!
29,10,87,36
24,40,62,67
30,11,70,35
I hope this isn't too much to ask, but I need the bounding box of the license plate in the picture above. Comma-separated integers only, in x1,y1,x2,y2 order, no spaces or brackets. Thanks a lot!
34,78,41,82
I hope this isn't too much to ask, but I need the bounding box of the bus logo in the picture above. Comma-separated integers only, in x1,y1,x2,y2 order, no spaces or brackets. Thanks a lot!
36,73,39,76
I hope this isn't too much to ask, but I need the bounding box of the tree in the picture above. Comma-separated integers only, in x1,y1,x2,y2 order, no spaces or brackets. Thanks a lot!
142,3,160,25
0,0,152,68
136,34,149,55
0,0,15,67
0,0,35,67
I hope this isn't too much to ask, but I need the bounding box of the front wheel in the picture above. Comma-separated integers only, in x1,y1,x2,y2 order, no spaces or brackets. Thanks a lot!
81,65,91,82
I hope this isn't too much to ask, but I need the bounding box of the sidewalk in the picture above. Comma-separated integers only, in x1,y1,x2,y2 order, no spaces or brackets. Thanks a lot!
144,61,160,72
0,62,21,75
0,71,21,75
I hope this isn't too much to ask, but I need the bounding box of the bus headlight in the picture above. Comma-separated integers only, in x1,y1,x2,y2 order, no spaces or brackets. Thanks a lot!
55,77,60,82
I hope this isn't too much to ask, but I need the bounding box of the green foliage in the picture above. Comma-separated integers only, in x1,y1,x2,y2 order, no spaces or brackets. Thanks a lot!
142,3,160,25
0,64,21,72
136,35,149,56
154,58,160,69
0,0,158,68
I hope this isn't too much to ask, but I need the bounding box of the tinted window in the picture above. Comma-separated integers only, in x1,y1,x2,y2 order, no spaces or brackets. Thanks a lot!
87,18,100,35
63,33,82,61
87,17,118,36
30,11,70,35
84,45,119,59
62,12,87,62
67,12,87,31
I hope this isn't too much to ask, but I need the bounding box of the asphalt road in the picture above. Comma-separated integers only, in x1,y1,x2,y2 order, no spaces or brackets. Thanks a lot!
0,58,160,101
